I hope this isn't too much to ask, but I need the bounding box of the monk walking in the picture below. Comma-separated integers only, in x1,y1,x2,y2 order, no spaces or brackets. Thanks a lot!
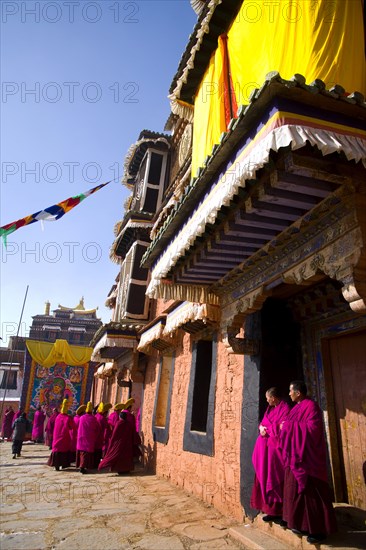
98,411,134,475
47,398,75,471
76,401,100,474
32,405,46,443
1,406,15,440
45,408,59,449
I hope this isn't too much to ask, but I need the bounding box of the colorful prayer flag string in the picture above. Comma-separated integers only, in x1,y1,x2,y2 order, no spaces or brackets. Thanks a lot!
0,181,112,246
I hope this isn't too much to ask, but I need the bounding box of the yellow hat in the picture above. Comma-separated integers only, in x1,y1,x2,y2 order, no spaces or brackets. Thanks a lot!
61,398,69,414
86,401,93,413
113,402,125,411
124,398,135,409
76,404,86,416
104,402,113,413
97,402,104,414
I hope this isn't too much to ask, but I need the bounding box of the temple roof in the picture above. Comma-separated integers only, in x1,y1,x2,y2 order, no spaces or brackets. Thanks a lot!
57,297,98,314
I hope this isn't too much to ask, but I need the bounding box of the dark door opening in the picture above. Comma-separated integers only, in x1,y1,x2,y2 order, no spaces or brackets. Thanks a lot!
259,297,303,416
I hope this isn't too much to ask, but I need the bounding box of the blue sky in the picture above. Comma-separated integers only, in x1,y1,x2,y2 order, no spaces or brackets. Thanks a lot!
0,0,197,344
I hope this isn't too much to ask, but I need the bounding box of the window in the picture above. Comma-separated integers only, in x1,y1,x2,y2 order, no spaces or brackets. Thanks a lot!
153,354,175,444
0,369,17,390
183,336,217,456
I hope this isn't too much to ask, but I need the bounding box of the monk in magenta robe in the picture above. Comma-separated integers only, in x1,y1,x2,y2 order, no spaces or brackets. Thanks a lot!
32,406,46,443
76,401,101,473
47,399,75,470
1,406,15,440
280,380,337,544
98,412,134,474
45,408,59,449
70,404,86,461
13,408,22,422
108,403,123,431
95,403,112,465
251,387,290,522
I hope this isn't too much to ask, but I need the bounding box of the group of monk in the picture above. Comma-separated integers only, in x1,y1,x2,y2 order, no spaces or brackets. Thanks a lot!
251,380,337,545
46,398,141,475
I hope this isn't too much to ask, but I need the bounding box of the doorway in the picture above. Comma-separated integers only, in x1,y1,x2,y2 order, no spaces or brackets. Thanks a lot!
325,330,366,509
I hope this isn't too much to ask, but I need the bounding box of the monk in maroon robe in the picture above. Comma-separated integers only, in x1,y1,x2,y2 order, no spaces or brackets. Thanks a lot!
280,380,337,544
32,406,46,443
45,408,59,449
76,401,100,473
108,403,123,431
70,404,86,461
251,387,290,521
1,406,15,440
95,402,112,465
122,398,142,460
47,399,75,470
98,412,134,474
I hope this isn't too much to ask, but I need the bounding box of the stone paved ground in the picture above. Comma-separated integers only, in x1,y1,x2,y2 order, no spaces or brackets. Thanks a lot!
0,442,249,550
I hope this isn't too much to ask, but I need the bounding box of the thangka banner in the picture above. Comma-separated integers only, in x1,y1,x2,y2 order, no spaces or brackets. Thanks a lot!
0,180,111,244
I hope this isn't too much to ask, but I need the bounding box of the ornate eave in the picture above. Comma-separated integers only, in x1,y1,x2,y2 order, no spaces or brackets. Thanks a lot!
122,131,171,187
143,74,366,270
90,321,145,361
169,0,242,102
109,212,154,262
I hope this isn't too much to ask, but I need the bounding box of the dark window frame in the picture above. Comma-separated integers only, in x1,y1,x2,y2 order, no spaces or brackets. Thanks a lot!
183,335,217,456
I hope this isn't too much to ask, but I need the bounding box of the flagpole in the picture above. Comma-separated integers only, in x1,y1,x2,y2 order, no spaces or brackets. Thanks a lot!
0,285,29,426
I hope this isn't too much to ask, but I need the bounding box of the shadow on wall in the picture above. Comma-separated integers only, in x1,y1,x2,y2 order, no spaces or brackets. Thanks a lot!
141,432,157,474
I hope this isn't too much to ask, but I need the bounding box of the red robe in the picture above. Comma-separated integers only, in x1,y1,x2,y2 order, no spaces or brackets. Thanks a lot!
32,410,46,441
281,398,337,535
1,408,15,439
45,411,59,447
98,418,134,473
251,400,290,515
47,413,75,468
76,412,100,469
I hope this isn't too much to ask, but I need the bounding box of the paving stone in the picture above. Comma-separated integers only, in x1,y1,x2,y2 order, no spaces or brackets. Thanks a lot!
134,533,185,549
172,522,229,541
0,520,47,533
0,531,48,550
52,518,95,540
54,527,128,549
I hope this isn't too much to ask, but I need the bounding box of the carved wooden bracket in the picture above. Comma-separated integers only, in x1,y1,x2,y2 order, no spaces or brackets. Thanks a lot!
223,334,260,355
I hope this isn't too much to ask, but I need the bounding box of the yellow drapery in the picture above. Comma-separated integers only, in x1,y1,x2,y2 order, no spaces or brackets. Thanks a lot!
228,0,365,103
191,36,227,180
191,0,366,177
26,339,93,367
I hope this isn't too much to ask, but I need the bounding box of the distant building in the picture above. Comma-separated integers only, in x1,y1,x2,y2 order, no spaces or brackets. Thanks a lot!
0,337,26,425
21,299,102,418
29,298,102,346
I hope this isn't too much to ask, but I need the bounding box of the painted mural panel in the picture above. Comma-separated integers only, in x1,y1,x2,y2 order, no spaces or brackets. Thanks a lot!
21,349,94,419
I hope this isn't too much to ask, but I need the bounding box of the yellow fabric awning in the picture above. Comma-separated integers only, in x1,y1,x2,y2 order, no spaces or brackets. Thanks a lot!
26,339,93,367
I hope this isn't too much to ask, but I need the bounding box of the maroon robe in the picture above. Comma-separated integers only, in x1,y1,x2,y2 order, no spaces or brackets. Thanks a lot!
47,413,75,469
281,398,337,535
76,412,100,470
122,409,142,459
45,410,59,448
94,412,110,466
108,410,120,430
32,409,46,442
251,400,290,515
98,417,134,473
1,408,15,439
